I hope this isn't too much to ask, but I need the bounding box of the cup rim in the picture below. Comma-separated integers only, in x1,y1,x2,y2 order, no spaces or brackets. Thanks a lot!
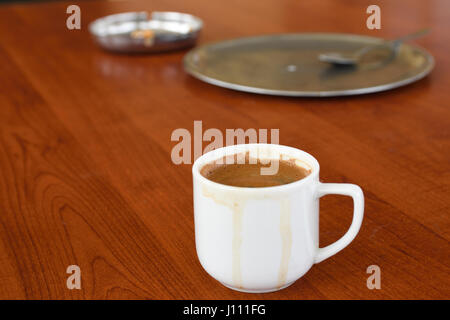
192,143,320,192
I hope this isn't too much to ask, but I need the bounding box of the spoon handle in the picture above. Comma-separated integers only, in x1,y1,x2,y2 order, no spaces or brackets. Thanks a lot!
390,28,430,46
357,28,430,58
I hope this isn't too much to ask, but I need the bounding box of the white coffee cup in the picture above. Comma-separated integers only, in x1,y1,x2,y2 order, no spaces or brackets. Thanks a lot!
192,144,364,293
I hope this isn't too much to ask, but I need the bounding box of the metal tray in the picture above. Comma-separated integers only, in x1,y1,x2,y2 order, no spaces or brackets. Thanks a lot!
89,11,203,53
183,33,434,97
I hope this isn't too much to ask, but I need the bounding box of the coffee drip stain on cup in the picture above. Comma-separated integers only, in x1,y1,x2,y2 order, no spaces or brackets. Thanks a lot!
200,186,294,290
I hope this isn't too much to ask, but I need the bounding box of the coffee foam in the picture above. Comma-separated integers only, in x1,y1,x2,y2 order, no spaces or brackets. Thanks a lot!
203,151,313,173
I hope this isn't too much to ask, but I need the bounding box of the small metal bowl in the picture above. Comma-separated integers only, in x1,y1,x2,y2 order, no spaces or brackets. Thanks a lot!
89,11,203,53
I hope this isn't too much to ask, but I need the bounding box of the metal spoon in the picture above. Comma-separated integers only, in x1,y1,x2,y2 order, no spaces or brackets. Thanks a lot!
319,28,430,66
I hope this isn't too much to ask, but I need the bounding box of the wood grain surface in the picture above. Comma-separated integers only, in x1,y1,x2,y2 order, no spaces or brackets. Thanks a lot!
0,0,449,299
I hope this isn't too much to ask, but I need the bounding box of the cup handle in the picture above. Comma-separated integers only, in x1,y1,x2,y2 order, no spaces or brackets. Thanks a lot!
314,183,364,263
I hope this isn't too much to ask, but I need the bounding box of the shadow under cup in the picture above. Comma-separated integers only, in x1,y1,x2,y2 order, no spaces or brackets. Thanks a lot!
192,144,321,293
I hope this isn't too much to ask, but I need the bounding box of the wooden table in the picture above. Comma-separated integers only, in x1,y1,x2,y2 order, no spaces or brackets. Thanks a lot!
0,0,448,300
